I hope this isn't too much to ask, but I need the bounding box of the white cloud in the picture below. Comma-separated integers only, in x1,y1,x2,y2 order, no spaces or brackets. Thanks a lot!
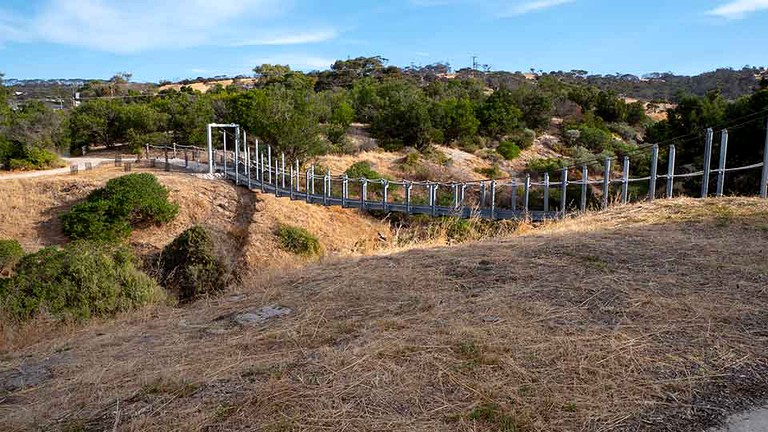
234,30,338,47
410,0,575,17
499,0,575,17
1,0,338,53
250,55,334,71
707,0,768,19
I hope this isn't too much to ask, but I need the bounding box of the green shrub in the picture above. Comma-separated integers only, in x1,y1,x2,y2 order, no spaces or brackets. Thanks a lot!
475,165,504,179
527,158,566,173
0,239,24,275
497,141,522,160
345,161,382,179
159,226,229,303
0,242,161,321
1,143,63,171
60,173,179,241
276,224,321,257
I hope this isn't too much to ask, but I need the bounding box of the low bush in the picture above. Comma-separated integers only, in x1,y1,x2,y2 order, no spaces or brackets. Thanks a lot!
496,141,522,160
475,165,504,179
1,142,63,171
276,224,322,257
61,173,179,241
0,241,161,321
159,226,229,303
527,158,566,174
0,239,24,275
345,161,382,179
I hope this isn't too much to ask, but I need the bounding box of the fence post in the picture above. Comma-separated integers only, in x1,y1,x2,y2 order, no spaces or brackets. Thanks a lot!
716,129,729,197
666,145,676,199
523,174,530,216
405,182,412,213
480,181,486,208
602,157,611,209
323,170,329,205
490,180,496,219
543,173,550,213
621,157,629,204
452,183,458,210
701,128,714,198
649,144,659,201
361,179,368,210
305,171,311,202
511,180,518,212
761,117,768,198
580,164,588,212
146,143,150,161
561,168,568,218
460,184,466,207
294,160,300,193
383,180,389,211
273,158,279,196
281,153,286,190
341,175,348,207
431,184,438,216
310,165,315,195
289,164,295,200
260,153,266,193
254,140,260,182
245,146,250,189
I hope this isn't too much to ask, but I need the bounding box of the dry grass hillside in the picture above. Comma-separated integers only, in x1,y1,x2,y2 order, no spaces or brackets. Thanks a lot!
0,166,389,271
1,197,766,431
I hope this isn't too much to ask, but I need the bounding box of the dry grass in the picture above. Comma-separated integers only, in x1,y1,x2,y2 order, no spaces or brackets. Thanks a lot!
1,197,766,431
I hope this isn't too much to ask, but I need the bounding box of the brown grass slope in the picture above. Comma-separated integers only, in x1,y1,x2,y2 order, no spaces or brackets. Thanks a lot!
1,197,768,431
0,165,389,268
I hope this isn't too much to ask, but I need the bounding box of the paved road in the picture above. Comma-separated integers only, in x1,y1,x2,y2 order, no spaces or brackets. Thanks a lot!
711,407,768,432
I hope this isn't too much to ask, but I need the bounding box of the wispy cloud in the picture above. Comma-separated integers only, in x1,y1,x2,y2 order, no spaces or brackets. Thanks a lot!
0,0,339,53
410,0,576,17
499,0,576,17
707,0,768,19
234,30,338,47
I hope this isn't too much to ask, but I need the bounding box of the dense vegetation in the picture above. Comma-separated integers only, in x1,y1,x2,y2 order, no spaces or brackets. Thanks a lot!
0,241,161,321
2,62,767,196
158,226,229,303
60,173,179,241
276,224,322,257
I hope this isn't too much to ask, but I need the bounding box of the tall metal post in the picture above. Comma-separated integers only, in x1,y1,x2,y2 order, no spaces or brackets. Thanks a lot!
234,127,240,185
543,173,550,213
255,140,260,182
206,124,214,174
274,158,279,196
716,129,729,197
621,156,630,204
701,128,714,198
260,153,265,192
310,165,315,195
666,145,676,199
243,130,248,182
602,157,611,209
431,184,438,216
305,171,311,202
383,180,389,211
480,182,486,208
323,170,329,205
290,164,295,200
761,117,768,198
452,183,459,210
342,175,348,207
281,153,286,190
460,184,466,207
523,174,530,215
649,145,659,201
405,182,412,213
489,180,496,219
361,179,368,209
580,164,588,212
560,168,568,218
267,147,273,185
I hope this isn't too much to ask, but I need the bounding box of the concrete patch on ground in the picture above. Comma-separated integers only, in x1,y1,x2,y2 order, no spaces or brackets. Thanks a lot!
711,407,768,432
233,305,292,327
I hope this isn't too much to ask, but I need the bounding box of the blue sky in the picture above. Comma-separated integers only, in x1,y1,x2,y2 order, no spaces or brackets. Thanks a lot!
1,0,767,82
